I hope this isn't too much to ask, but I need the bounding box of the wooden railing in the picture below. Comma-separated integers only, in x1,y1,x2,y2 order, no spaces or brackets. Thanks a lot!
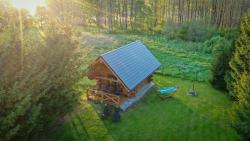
86,89,121,106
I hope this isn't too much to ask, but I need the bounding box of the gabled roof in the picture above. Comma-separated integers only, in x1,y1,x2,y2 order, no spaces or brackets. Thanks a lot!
101,40,161,90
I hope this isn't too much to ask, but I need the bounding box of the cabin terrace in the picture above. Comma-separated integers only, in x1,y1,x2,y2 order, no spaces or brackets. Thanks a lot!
87,41,161,111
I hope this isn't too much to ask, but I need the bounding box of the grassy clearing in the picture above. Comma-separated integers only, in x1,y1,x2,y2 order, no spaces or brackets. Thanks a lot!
104,75,238,141
44,75,238,141
43,32,238,141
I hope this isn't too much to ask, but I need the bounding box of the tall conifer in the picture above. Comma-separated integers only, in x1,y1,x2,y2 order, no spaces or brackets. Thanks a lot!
228,9,250,140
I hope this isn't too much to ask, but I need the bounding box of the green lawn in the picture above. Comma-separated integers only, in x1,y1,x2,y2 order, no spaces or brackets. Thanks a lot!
44,75,239,141
42,32,238,141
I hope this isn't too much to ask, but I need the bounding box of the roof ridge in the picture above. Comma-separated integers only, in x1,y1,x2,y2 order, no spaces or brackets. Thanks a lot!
101,40,141,57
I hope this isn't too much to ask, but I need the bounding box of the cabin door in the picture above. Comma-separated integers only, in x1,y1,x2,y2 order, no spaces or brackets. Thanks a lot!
112,82,122,95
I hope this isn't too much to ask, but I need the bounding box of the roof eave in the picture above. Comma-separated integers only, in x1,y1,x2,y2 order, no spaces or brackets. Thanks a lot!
129,64,161,90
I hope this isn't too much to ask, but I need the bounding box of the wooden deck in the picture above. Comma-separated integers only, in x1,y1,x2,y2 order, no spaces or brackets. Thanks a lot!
87,82,154,110
86,89,121,106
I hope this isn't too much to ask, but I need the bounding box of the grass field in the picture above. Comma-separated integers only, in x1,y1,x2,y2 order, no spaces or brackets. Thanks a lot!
43,32,238,141
44,75,238,141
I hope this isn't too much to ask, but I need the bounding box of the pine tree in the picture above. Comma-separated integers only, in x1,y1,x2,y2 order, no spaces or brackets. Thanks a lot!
0,4,85,140
228,9,250,140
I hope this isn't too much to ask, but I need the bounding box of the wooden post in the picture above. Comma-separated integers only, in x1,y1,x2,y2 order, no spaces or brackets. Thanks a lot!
101,91,104,103
86,89,89,100
117,97,121,105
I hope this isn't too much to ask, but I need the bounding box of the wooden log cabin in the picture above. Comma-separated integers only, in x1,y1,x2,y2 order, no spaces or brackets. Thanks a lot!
87,41,161,110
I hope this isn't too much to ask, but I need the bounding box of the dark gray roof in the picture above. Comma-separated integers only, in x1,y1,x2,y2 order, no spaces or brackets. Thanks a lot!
101,41,161,90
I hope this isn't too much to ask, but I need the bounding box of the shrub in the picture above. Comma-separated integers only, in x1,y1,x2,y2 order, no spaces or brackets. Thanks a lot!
164,21,216,42
210,47,233,91
205,35,233,91
203,35,231,54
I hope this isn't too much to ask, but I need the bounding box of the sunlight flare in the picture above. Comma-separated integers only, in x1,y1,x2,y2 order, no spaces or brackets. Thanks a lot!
11,0,45,15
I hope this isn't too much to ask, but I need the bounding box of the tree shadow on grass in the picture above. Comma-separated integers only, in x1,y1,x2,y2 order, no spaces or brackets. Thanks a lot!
66,102,116,141
47,75,238,141
44,100,116,141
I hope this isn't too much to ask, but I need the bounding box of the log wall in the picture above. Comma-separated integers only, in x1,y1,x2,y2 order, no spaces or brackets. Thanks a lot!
88,58,152,98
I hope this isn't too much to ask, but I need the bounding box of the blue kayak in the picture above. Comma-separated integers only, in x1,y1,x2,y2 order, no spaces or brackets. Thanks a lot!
158,87,177,94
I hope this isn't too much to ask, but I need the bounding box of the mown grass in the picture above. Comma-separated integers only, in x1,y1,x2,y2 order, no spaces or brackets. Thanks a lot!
103,75,238,141
43,32,238,141
44,75,238,141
